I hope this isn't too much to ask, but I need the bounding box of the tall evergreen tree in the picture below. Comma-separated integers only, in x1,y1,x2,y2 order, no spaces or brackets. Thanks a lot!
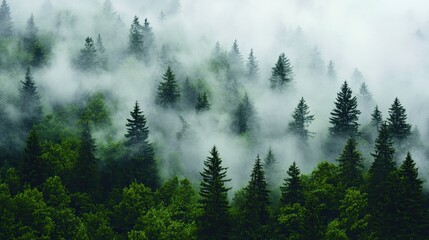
228,39,243,75
19,68,42,133
337,138,363,188
246,49,259,81
129,16,144,60
156,66,180,107
371,105,383,130
125,101,159,189
327,60,337,81
25,14,38,39
76,37,98,71
182,78,198,108
195,91,210,112
359,82,374,105
269,53,293,90
288,97,315,142
397,152,425,239
142,18,154,62
281,162,304,205
231,93,256,135
198,146,231,240
96,34,108,70
0,0,12,37
329,81,361,138
20,129,47,187
242,155,270,239
387,97,411,141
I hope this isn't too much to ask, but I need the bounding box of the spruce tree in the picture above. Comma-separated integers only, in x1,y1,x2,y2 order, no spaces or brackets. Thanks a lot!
142,18,154,61
337,138,363,188
246,48,259,81
329,81,361,138
264,147,278,186
195,91,210,112
19,68,42,133
96,34,108,70
125,101,159,189
359,82,374,105
242,155,270,238
370,105,383,130
20,129,47,187
327,60,337,80
156,66,180,107
270,53,293,90
23,14,38,51
198,146,231,240
387,97,411,141
182,78,198,108
288,97,315,142
129,16,144,60
76,37,98,71
281,162,304,205
0,0,12,37
228,39,243,75
397,152,425,239
232,93,256,135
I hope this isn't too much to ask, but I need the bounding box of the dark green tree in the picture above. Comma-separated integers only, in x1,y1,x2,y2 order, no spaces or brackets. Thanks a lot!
337,138,363,188
19,68,42,132
156,66,180,107
195,91,210,112
246,48,259,81
281,162,304,205
264,147,279,188
198,146,231,240
20,129,48,187
387,97,411,141
228,40,243,76
76,37,98,71
125,101,159,190
129,16,144,60
397,152,425,239
327,60,337,81
142,18,154,62
288,97,315,142
371,105,383,130
182,78,198,108
269,53,293,90
0,0,12,37
231,93,256,135
329,81,360,138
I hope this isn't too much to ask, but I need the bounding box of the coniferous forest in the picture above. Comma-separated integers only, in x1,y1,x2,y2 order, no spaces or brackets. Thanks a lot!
1,0,429,239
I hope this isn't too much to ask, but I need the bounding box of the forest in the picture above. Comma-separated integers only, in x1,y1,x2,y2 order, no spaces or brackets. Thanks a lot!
1,0,429,239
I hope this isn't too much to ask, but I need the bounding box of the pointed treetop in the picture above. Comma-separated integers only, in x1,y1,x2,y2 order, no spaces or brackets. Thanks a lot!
387,97,411,141
246,48,259,80
0,0,12,37
327,60,337,80
371,105,383,130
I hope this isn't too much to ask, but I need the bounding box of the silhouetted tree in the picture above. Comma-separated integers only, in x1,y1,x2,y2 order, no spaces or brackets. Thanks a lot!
246,49,259,81
270,53,293,90
19,68,42,132
281,162,304,205
387,97,411,141
20,129,47,187
371,105,383,130
198,146,231,240
0,0,12,37
337,138,363,188
76,37,98,71
228,40,243,76
157,66,180,107
288,97,315,142
182,78,198,108
195,91,210,112
231,93,256,135
129,16,144,60
329,81,360,138
142,18,154,62
96,34,108,70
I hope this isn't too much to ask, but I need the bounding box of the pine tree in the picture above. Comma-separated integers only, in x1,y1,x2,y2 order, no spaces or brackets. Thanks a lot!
232,93,256,135
19,68,42,132
0,0,12,37
337,138,363,188
371,105,383,130
397,152,425,239
20,129,47,187
264,147,279,188
156,66,180,107
242,155,270,238
246,48,259,81
387,97,411,141
359,82,374,105
25,14,38,40
198,146,231,240
96,34,108,70
281,162,304,205
76,37,98,71
195,91,210,112
270,53,293,90
329,81,361,138
288,97,315,141
129,16,144,60
125,101,159,189
327,60,337,80
142,18,154,62
228,40,243,75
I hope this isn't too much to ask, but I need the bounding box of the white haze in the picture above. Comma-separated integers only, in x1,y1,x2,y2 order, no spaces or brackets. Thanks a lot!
5,0,429,189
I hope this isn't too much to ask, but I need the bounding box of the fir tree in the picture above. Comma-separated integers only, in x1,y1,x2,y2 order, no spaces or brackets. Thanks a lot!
281,162,304,205
337,138,363,188
232,93,256,135
125,102,149,147
327,60,337,81
371,105,383,130
157,66,180,107
19,68,42,132
129,16,144,60
142,18,154,62
397,152,425,239
264,147,279,189
270,53,293,90
182,78,198,108
0,0,12,37
329,81,361,138
288,97,315,141
359,82,374,105
76,37,98,71
228,39,243,75
387,97,411,141
195,91,210,112
20,129,47,187
96,34,108,70
198,146,231,240
246,48,259,81
25,14,38,40
242,155,270,238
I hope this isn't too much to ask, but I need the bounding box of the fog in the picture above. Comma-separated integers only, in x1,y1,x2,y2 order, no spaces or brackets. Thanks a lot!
3,0,429,189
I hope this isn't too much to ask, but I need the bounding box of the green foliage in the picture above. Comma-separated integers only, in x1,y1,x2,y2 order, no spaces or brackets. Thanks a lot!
21,128,48,187
278,203,305,239
0,0,12,37
142,18,155,62
76,37,98,71
270,53,293,90
387,97,411,141
288,97,315,142
338,189,370,239
246,48,259,80
195,91,210,112
157,66,181,107
370,105,383,130
19,68,43,133
337,138,363,188
82,92,111,127
232,93,256,135
129,16,144,60
281,162,304,205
